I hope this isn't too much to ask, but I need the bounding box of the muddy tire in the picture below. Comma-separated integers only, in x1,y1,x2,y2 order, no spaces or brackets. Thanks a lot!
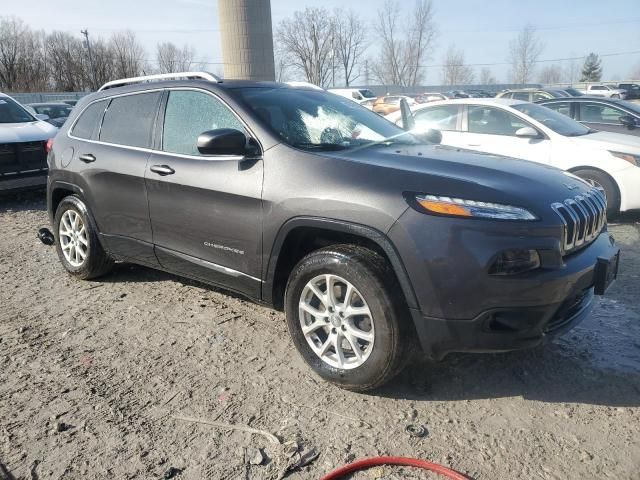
284,244,410,392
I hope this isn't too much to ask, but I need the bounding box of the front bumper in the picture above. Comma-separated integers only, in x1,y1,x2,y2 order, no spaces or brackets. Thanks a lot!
388,211,619,359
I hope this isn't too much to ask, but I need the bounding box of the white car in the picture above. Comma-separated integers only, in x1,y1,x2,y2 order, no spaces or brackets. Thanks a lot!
0,92,58,192
386,98,640,215
328,88,378,104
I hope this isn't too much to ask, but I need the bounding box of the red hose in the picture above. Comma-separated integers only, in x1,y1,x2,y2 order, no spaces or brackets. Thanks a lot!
320,456,471,480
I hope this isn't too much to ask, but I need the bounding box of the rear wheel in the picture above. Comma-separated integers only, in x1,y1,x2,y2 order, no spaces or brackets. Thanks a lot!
572,169,620,218
612,94,621,99
284,244,409,391
54,196,114,279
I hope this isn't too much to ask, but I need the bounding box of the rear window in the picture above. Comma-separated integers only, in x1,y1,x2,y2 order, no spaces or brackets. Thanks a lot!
99,92,161,148
71,100,107,140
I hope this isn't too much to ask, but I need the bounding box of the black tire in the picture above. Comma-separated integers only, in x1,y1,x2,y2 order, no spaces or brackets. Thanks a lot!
284,244,410,392
572,168,621,218
54,195,114,280
612,94,620,99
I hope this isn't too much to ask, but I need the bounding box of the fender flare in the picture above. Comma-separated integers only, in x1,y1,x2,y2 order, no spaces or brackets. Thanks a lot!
263,216,419,310
48,181,86,225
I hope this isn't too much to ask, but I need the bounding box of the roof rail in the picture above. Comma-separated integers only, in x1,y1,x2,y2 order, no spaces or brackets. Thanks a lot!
98,71,222,91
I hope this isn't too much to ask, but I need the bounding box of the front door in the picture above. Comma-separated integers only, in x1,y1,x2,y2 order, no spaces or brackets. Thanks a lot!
145,89,263,298
462,105,552,165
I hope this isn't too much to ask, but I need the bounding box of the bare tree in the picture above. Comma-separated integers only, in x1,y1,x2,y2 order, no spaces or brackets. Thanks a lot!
18,29,49,91
564,54,580,84
274,52,291,82
0,17,29,90
441,44,474,86
508,24,543,84
156,42,195,73
333,9,367,86
371,0,436,86
110,30,145,79
47,31,86,91
479,67,496,85
89,38,116,89
537,64,563,84
276,7,335,87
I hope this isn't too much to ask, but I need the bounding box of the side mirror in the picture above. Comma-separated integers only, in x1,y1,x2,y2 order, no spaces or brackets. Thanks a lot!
515,126,540,138
400,98,415,131
619,115,637,129
35,113,50,122
197,128,249,156
416,128,442,145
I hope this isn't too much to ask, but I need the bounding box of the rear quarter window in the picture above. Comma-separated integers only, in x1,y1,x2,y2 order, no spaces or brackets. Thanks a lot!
99,92,162,148
71,100,108,140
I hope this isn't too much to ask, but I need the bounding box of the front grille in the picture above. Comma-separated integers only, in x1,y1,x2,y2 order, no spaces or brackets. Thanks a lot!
551,187,607,253
0,141,47,174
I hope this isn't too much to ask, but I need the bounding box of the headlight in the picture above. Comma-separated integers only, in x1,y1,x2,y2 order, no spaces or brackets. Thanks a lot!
609,151,639,166
414,195,537,220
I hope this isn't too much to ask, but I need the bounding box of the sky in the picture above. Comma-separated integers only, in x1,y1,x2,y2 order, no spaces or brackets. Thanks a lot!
7,0,640,84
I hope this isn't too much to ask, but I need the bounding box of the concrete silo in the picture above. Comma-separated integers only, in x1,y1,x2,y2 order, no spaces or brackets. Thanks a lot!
218,0,276,81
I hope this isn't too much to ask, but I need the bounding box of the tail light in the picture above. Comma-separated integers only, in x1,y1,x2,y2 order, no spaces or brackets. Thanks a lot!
45,138,54,153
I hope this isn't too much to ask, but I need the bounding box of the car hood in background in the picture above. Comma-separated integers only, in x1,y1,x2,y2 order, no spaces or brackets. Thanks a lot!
0,121,57,143
572,130,640,155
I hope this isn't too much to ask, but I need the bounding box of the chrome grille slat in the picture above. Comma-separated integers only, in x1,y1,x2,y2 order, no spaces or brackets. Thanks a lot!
552,187,607,254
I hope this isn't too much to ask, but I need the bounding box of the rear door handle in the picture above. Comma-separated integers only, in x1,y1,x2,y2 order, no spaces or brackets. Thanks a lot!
150,164,175,176
79,154,96,163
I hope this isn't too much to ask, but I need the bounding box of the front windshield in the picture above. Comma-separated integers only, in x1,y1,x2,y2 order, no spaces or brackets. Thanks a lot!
33,104,72,118
512,103,591,136
0,97,36,124
236,87,417,150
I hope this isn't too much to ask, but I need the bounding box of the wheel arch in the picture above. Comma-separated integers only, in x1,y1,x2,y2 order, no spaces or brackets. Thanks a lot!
48,181,86,225
567,166,623,209
264,217,419,312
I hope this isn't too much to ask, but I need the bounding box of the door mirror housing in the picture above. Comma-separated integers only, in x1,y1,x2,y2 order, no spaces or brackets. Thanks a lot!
619,115,637,129
399,98,415,131
515,126,540,138
197,128,251,156
415,128,442,145
35,113,50,122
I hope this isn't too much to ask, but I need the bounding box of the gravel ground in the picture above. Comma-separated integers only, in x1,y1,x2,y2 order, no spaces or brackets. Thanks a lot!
1,190,639,480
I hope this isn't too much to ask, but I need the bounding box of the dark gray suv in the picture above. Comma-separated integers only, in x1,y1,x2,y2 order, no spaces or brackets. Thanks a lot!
46,73,620,391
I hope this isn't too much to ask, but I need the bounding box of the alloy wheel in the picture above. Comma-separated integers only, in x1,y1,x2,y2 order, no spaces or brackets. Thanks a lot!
299,274,375,369
58,210,88,267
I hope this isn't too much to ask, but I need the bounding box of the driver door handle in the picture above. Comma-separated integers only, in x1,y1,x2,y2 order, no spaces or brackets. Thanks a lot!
79,154,96,163
150,164,175,176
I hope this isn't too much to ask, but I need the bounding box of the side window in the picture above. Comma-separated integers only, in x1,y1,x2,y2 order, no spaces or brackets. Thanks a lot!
544,102,571,117
591,86,605,91
512,92,530,101
71,100,107,140
580,103,625,124
468,106,528,136
533,92,551,101
162,90,244,156
413,105,460,131
100,92,161,148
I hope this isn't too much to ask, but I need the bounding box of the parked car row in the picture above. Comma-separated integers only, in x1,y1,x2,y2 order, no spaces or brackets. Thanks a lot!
386,97,640,217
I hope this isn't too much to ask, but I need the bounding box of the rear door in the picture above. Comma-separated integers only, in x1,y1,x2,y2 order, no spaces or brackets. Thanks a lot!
461,105,552,164
70,91,162,265
145,88,263,298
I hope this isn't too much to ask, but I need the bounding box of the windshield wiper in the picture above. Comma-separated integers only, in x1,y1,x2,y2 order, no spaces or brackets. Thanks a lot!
292,142,349,151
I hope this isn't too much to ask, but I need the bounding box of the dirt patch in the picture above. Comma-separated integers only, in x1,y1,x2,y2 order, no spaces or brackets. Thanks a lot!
1,191,639,479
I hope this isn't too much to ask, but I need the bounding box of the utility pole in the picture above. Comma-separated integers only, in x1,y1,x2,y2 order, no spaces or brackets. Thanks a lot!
81,29,97,90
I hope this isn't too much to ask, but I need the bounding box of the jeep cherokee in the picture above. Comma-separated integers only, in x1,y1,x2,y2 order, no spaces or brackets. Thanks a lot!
46,72,620,391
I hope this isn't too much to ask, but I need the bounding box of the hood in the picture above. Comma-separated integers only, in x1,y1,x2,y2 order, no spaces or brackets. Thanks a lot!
572,130,640,154
333,143,594,222
0,120,57,143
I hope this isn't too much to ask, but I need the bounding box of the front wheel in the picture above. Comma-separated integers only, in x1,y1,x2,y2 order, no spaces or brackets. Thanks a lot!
284,245,409,391
572,169,620,218
54,196,114,279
